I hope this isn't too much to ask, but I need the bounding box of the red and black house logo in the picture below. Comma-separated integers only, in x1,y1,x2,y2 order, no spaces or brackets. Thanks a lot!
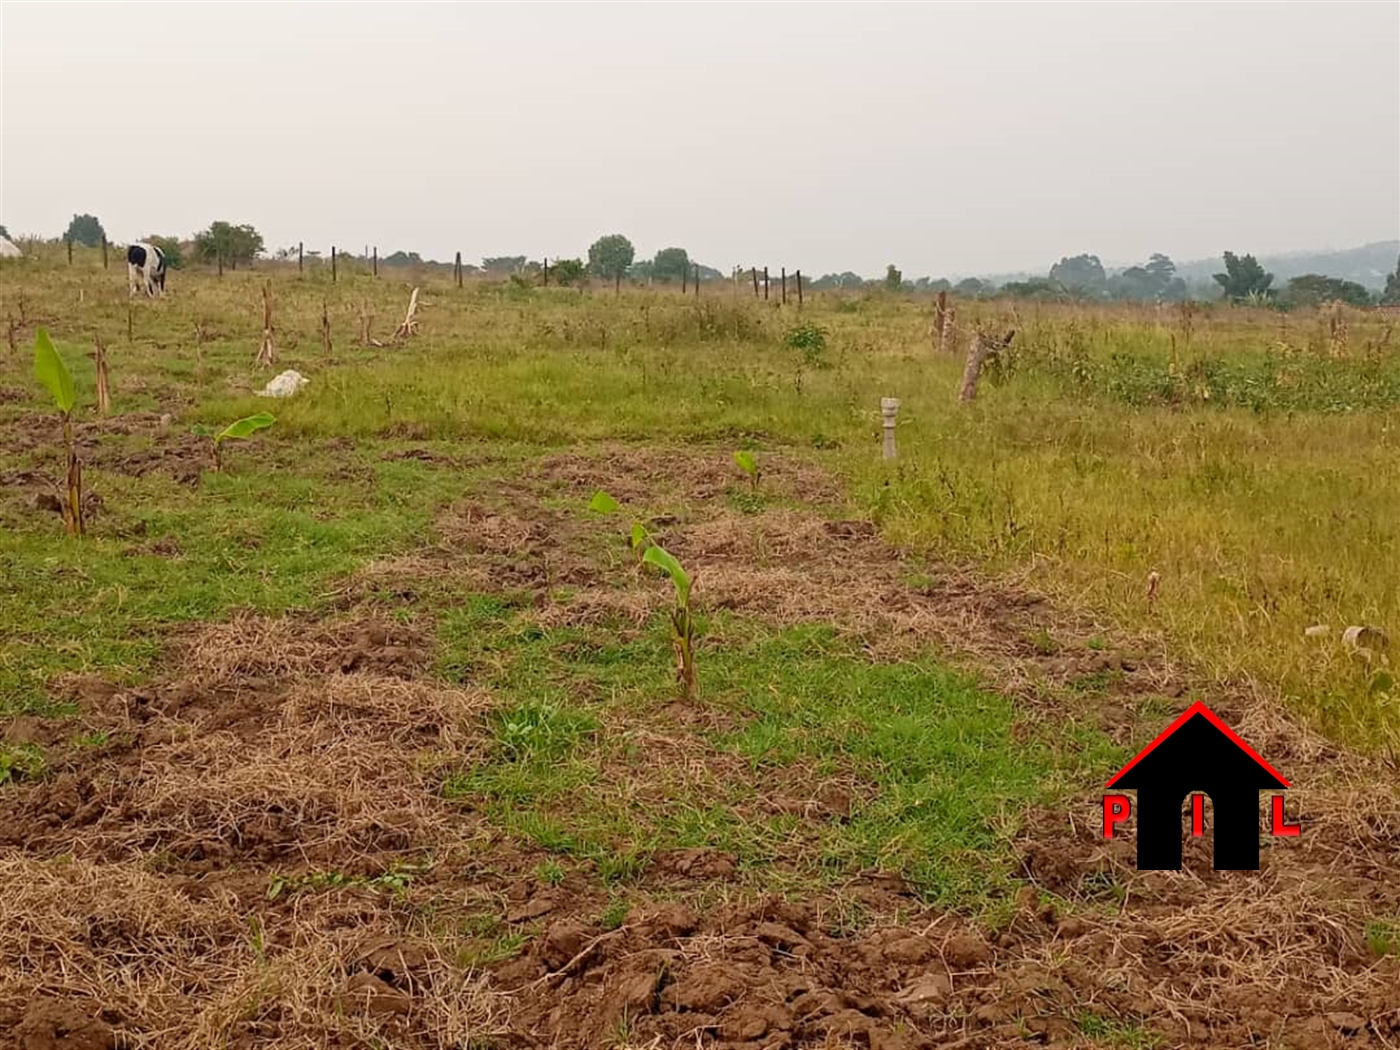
1103,701,1301,870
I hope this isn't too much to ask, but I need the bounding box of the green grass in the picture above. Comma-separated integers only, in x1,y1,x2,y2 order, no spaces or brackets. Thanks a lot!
1077,1011,1163,1049
440,604,1119,907
2,259,1396,915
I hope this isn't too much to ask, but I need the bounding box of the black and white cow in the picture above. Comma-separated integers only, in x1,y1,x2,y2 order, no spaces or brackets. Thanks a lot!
127,242,167,297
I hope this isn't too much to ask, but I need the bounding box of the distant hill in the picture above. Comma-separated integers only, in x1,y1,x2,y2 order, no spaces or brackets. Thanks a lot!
1174,241,1399,290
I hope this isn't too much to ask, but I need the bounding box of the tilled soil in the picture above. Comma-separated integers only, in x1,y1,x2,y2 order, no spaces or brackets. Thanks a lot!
2,445,1398,1049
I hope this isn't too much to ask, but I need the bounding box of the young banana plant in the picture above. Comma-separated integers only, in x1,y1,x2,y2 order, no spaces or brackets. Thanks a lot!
33,328,83,537
192,413,275,473
589,489,698,698
733,449,760,490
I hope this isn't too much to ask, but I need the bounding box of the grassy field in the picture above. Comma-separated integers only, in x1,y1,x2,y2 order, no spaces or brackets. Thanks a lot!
1,254,1397,1048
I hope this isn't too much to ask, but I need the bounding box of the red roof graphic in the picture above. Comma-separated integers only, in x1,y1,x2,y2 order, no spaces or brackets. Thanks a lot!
1105,700,1290,789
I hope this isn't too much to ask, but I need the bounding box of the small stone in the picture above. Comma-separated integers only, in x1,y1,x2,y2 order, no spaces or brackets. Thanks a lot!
944,932,992,968
1328,1012,1366,1034
538,920,590,970
342,971,411,1015
1056,916,1087,939
895,973,952,1006
506,896,557,923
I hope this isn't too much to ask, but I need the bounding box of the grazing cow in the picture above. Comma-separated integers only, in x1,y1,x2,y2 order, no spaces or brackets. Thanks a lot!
127,242,167,297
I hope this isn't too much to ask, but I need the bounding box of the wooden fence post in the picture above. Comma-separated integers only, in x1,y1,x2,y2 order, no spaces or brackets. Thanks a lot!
373,246,378,277
763,267,769,301
332,246,337,283
751,267,759,298
298,242,304,273
682,266,688,294
543,257,549,286
796,270,803,307
455,251,463,288
102,235,108,270
781,267,787,305
67,239,73,265
695,265,700,297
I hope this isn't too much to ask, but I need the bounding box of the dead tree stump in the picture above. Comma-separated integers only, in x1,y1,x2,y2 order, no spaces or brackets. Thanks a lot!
256,282,275,367
958,329,1015,403
94,339,111,415
392,287,421,342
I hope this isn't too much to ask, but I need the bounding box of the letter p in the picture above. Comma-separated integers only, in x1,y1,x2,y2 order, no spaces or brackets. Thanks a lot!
1103,794,1131,838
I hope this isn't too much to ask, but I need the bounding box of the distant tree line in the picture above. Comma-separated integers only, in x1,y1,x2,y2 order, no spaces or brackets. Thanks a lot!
22,211,1400,307
811,250,1400,308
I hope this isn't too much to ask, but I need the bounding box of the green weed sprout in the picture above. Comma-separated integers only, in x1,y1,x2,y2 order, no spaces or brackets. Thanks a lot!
33,328,84,537
589,489,698,698
192,412,275,472
733,449,760,490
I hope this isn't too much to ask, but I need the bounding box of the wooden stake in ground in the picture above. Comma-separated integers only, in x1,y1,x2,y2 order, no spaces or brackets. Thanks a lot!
256,282,276,367
939,302,956,355
94,339,111,415
332,246,337,283
958,329,1015,403
455,252,463,288
321,301,333,358
934,291,948,350
781,267,787,305
194,322,210,384
796,270,803,307
298,242,304,273
752,267,759,298
101,235,108,270
392,287,421,342
358,299,382,347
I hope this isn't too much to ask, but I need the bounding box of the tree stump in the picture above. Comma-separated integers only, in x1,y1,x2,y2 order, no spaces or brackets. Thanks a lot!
256,282,275,367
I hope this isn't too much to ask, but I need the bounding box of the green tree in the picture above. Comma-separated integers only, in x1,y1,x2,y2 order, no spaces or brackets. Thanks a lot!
954,277,988,297
0,224,9,240
147,235,185,269
551,258,586,286
194,221,264,269
64,213,105,248
1049,253,1107,297
588,234,635,292
884,264,902,291
1213,251,1274,302
1381,255,1400,306
482,256,526,275
1001,277,1062,299
652,247,690,283
1284,274,1373,309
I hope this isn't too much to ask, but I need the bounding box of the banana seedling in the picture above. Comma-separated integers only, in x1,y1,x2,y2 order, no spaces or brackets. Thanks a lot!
192,412,275,473
733,449,760,490
33,328,84,537
589,489,698,697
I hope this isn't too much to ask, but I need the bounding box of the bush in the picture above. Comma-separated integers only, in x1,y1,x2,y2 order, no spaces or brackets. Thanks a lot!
785,322,829,368
147,236,185,269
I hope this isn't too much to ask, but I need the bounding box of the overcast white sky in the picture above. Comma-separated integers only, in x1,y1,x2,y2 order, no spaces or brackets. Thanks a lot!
2,1,1397,277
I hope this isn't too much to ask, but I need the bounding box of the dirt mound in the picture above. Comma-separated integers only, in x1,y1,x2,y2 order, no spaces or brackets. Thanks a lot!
175,614,431,683
493,899,1010,1049
8,998,116,1050
1,673,486,867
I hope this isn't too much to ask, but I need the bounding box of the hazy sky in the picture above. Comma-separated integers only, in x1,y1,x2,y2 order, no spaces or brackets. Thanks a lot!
2,1,1397,277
